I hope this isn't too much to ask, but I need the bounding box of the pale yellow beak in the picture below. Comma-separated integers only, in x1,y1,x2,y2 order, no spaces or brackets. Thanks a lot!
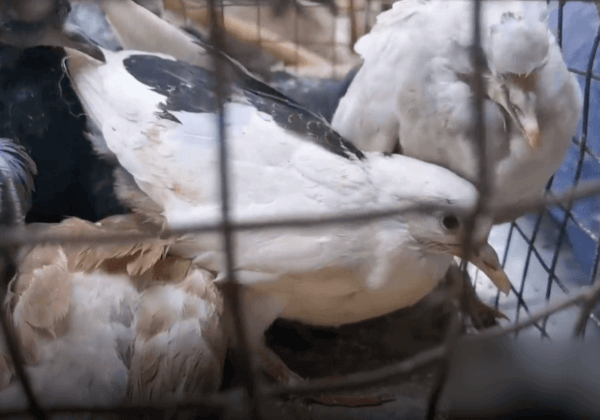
510,108,540,149
491,79,540,149
523,124,541,149
453,243,511,295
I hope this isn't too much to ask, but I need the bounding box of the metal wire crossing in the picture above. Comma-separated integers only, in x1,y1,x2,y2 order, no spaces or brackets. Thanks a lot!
0,0,599,419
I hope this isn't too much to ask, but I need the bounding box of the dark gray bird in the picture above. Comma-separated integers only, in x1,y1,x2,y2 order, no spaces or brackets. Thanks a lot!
0,0,105,61
0,139,36,225
0,0,126,224
0,44,127,224
0,138,36,291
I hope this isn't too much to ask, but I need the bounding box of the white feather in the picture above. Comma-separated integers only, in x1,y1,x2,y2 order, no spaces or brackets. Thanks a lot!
332,0,582,210
65,48,499,351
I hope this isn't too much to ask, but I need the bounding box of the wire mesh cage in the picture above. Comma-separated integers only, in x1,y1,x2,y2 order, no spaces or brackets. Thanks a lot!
0,0,599,419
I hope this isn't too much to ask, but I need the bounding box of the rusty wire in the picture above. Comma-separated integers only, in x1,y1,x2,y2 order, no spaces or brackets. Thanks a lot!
205,0,262,417
0,0,599,419
0,181,598,248
425,0,491,416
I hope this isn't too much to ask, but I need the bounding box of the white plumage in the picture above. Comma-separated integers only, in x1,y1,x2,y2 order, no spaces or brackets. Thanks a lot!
332,0,582,212
65,46,511,381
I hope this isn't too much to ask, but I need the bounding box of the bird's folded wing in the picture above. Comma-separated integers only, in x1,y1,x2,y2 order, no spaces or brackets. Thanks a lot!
67,48,375,220
331,0,448,151
129,266,226,402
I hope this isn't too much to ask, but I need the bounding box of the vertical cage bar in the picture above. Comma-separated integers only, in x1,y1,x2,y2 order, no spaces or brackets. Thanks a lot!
557,0,565,49
206,0,261,417
331,1,338,78
364,0,372,35
462,0,491,302
256,0,262,52
294,4,299,74
427,0,489,416
348,0,358,49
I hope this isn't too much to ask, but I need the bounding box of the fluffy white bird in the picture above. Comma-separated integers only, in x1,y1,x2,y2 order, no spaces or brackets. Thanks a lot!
65,46,511,382
332,0,582,213
0,215,228,406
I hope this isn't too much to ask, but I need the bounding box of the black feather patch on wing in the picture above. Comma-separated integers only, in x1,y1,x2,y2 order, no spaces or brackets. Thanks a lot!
268,67,360,123
122,54,365,161
242,89,364,160
123,54,221,118
224,53,365,160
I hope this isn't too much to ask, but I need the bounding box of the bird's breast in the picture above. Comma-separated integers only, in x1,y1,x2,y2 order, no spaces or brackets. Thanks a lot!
263,254,451,327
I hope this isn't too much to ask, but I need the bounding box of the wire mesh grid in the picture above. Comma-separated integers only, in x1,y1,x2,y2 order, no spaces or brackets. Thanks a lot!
0,0,599,418
490,1,600,339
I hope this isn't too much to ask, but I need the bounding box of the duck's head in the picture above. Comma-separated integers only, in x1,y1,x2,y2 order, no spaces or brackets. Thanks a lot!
0,0,105,61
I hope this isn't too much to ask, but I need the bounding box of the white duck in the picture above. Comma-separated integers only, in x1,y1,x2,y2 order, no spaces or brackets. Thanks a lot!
65,46,511,382
331,0,582,215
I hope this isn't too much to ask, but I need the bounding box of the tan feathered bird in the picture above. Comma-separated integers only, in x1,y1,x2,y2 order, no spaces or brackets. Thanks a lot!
0,0,228,407
0,215,228,406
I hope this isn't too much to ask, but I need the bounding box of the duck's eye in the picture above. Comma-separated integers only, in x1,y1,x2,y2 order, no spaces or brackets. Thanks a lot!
442,213,460,231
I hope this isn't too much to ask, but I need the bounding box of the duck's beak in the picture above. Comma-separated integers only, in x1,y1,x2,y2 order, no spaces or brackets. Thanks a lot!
486,75,541,149
453,242,511,295
519,115,541,149
499,96,540,149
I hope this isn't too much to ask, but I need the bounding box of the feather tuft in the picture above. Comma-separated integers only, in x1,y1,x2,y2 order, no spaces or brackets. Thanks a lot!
20,248,72,337
0,139,37,224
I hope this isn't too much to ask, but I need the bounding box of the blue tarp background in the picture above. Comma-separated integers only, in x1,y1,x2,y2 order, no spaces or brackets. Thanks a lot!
548,2,600,278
